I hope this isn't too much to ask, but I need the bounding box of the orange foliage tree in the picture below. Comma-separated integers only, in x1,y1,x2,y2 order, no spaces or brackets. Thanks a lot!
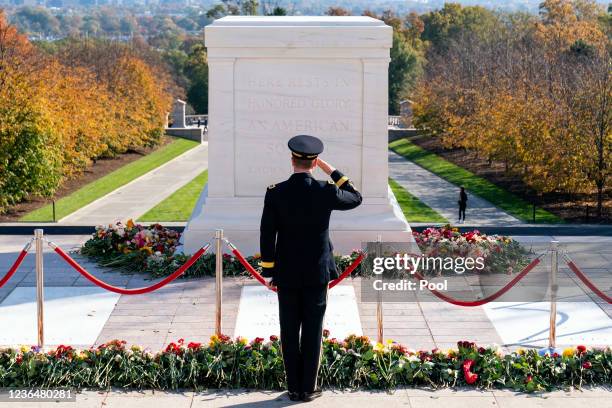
413,0,611,217
0,12,172,212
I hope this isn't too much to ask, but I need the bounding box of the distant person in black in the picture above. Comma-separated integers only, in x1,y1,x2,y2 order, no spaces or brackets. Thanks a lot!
458,186,468,223
259,134,362,402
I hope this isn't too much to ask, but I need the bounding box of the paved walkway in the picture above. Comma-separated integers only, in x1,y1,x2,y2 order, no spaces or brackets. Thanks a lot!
388,150,521,226
1,387,608,408
60,143,209,225
0,234,610,351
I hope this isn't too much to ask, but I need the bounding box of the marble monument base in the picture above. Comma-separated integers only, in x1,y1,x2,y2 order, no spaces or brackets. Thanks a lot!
181,185,413,255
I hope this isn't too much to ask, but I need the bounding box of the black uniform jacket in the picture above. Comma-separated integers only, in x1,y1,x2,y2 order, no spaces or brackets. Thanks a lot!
259,169,362,288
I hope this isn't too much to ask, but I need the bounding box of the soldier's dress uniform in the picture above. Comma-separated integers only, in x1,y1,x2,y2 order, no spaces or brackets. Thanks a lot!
259,135,362,398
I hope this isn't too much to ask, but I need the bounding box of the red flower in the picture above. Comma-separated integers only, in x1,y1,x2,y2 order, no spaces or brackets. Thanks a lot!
16,355,23,364
582,361,592,369
478,347,486,354
577,345,587,354
457,341,476,350
187,342,201,350
392,344,408,355
252,337,265,344
419,351,432,362
462,359,479,385
525,375,533,383
322,329,330,338
552,352,560,358
165,342,182,355
270,335,279,342
54,345,74,359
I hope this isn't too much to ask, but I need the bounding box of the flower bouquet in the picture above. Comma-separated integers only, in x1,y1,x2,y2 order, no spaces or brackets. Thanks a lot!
1,334,609,393
412,225,531,276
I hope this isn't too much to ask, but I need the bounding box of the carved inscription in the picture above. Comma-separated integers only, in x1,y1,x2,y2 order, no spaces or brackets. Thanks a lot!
235,61,363,196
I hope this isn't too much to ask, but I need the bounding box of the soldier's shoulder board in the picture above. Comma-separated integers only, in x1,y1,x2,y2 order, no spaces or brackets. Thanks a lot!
327,180,334,185
267,184,276,190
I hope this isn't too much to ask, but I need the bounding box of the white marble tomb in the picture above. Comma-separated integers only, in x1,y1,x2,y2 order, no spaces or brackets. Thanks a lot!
182,16,413,254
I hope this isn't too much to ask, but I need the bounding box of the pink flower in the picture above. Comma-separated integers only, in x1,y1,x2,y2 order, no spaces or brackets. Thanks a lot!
462,359,478,385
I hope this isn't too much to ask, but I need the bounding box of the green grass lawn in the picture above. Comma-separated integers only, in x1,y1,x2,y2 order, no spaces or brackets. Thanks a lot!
138,170,208,222
389,178,448,223
389,139,562,223
21,138,199,222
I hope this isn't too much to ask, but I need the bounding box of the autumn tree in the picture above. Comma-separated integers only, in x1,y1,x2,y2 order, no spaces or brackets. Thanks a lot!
0,13,172,213
413,1,611,217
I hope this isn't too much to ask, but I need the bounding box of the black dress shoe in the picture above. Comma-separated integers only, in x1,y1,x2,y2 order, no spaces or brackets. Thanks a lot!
301,389,322,402
288,392,301,401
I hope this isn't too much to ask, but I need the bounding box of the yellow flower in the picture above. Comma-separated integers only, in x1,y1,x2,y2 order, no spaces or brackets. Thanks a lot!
447,349,457,358
562,347,575,358
386,339,394,345
140,246,153,255
517,348,526,355
19,345,28,353
127,219,135,229
253,253,261,259
131,345,142,352
373,342,385,353
77,351,88,360
210,334,219,344
236,337,248,346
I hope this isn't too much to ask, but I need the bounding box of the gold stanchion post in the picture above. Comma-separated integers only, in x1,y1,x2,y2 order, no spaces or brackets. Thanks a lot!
376,235,383,344
549,240,559,349
34,229,44,349
215,229,223,336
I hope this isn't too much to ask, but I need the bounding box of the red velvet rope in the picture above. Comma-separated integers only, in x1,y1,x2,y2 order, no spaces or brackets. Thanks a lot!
229,244,364,291
328,253,365,289
412,255,543,307
0,249,29,288
566,260,612,304
53,244,209,295
230,247,277,292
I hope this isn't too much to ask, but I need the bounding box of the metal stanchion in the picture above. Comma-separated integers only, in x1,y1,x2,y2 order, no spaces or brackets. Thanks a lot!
376,235,384,344
215,229,223,336
549,240,559,349
34,229,44,349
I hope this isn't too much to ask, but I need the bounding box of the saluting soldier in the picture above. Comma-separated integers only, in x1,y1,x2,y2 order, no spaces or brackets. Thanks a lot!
259,134,362,402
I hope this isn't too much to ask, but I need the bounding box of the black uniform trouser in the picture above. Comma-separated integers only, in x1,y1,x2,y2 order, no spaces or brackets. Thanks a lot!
277,284,328,393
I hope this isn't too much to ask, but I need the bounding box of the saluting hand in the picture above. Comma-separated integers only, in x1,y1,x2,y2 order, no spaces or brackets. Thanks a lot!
316,158,335,176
